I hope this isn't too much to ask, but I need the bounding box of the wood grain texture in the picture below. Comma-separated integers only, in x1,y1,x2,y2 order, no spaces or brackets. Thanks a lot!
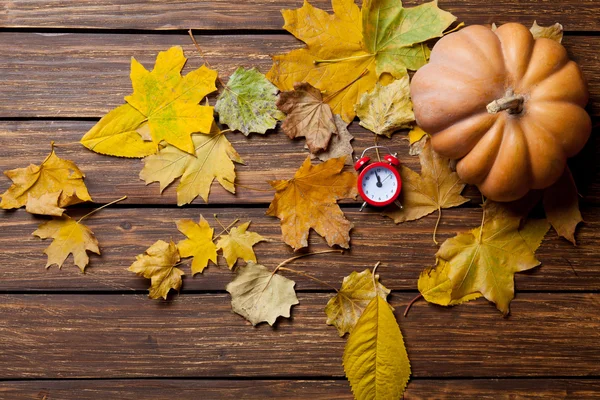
1,0,598,31
0,121,597,205
1,33,599,118
0,207,598,292
0,293,598,379
2,379,600,399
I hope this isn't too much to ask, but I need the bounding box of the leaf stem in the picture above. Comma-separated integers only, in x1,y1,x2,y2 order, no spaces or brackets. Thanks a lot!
403,293,423,317
313,53,374,64
212,216,239,240
187,29,227,88
77,196,127,223
443,22,465,36
323,69,369,103
277,267,339,291
433,206,442,245
222,178,275,192
371,261,381,291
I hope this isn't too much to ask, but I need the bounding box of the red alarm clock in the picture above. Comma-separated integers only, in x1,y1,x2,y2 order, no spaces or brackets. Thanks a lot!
354,146,402,211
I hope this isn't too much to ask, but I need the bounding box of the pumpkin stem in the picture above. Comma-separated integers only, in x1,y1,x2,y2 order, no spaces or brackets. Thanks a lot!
487,89,525,114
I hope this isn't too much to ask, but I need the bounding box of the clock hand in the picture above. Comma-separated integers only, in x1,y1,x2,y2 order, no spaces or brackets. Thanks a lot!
374,171,383,188
381,171,393,184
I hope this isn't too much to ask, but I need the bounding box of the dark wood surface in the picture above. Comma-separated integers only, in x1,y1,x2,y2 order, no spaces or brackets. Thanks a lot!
1,0,599,399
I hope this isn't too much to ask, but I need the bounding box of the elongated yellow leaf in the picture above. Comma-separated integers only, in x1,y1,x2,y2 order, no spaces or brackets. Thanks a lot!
80,104,156,158
325,269,390,337
343,296,411,400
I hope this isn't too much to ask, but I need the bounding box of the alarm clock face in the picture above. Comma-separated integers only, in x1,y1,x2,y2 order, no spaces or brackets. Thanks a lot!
358,163,401,207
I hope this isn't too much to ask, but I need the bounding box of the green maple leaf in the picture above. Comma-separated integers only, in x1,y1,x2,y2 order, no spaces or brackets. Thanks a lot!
215,67,284,135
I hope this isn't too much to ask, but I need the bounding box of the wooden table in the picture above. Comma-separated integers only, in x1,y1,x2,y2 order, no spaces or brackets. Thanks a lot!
1,1,599,398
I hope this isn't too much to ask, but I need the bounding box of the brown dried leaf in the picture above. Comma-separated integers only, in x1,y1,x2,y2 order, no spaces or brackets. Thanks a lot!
543,167,582,245
277,82,338,153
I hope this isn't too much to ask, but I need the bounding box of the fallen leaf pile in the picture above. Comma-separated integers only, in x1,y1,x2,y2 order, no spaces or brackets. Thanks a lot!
129,216,266,299
0,11,588,400
267,0,457,122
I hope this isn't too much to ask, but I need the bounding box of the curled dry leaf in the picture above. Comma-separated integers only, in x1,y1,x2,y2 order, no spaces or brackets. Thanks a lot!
1,145,92,213
383,139,468,243
140,125,243,206
177,216,218,275
309,115,354,165
355,75,415,137
26,192,65,217
225,262,299,326
81,46,217,157
325,269,390,337
530,20,563,43
128,240,184,300
267,156,357,251
428,201,550,315
343,296,411,400
267,0,456,121
418,260,482,306
33,215,100,272
277,82,338,153
215,67,284,135
216,221,267,269
543,167,582,245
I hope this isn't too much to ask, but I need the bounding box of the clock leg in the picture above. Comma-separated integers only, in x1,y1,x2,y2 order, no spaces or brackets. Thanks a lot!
394,200,403,209
359,202,367,212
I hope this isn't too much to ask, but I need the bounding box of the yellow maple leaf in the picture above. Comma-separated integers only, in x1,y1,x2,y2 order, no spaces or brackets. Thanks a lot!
383,139,469,243
432,202,550,314
1,144,92,212
343,296,411,399
140,125,243,206
267,0,456,122
177,216,218,275
325,268,390,337
128,240,184,300
266,156,357,250
216,221,267,269
81,46,217,157
33,215,100,272
355,75,415,137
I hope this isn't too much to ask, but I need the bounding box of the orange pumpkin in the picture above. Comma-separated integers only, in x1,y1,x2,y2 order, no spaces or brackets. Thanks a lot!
410,23,591,202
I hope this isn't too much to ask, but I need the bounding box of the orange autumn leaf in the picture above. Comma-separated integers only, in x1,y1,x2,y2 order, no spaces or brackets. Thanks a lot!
267,156,357,250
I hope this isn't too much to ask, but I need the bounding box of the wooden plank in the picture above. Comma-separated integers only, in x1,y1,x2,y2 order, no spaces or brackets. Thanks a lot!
0,207,598,292
0,120,485,205
1,0,598,32
2,379,600,399
1,32,599,118
0,293,598,378
0,121,598,207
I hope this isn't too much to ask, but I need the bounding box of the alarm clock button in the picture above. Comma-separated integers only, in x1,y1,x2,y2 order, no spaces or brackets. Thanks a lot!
384,154,400,166
354,156,371,171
